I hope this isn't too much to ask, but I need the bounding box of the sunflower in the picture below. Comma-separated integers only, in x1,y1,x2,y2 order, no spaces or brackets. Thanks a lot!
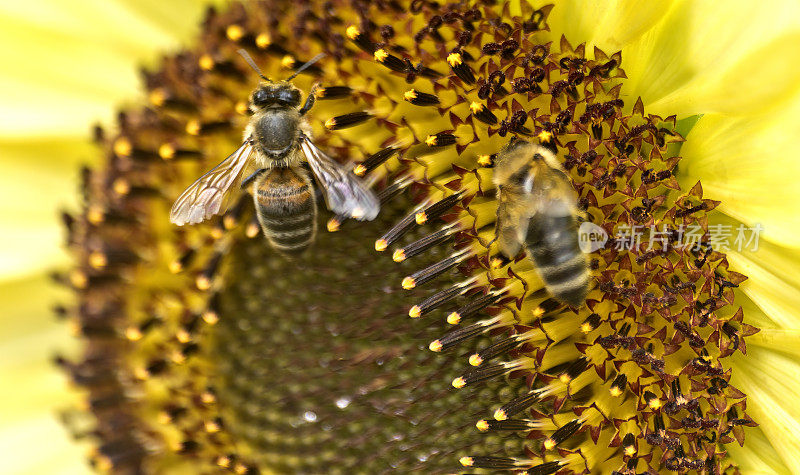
4,0,800,473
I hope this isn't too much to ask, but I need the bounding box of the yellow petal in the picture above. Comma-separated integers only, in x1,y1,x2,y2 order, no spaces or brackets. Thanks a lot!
726,420,792,474
0,275,86,473
545,0,674,52
0,138,95,281
679,107,800,248
647,32,800,116
731,347,800,471
619,0,800,117
0,0,220,138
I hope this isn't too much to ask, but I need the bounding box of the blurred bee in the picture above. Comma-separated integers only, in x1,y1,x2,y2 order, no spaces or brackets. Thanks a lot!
170,51,379,255
492,139,588,306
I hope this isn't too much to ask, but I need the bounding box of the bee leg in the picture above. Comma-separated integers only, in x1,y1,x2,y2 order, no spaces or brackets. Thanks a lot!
241,168,267,189
298,83,320,116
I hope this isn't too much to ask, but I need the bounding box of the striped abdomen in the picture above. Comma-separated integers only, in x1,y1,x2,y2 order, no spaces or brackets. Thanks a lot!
253,167,316,255
525,214,588,306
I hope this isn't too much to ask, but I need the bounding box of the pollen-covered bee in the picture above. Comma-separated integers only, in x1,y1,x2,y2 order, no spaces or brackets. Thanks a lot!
170,51,379,254
492,139,588,306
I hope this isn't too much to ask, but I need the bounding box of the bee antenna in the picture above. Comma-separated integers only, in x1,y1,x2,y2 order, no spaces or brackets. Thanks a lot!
285,53,326,81
237,49,270,81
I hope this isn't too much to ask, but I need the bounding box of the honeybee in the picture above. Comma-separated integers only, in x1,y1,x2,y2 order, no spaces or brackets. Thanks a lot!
170,51,379,254
492,139,588,306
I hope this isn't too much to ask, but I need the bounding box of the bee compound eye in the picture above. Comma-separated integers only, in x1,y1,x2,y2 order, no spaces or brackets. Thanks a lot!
278,89,301,106
252,89,271,106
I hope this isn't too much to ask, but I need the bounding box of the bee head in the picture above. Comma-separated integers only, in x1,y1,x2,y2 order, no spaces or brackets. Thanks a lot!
251,83,302,110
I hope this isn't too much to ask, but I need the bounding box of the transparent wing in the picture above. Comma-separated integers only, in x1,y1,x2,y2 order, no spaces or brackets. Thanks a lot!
299,137,380,220
531,164,578,218
170,141,254,225
494,163,577,257
494,201,529,258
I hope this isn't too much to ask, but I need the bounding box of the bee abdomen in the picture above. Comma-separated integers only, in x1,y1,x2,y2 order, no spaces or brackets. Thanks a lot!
255,176,316,255
525,215,588,306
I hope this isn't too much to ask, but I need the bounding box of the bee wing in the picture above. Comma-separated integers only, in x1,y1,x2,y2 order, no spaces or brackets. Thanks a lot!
531,165,579,217
170,141,254,225
494,164,577,258
494,199,529,258
299,138,380,220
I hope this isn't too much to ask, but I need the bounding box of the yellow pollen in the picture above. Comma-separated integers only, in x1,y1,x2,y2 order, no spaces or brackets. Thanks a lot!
246,223,260,238
401,277,415,289
202,311,219,325
346,25,360,39
477,154,493,167
210,227,224,239
469,354,483,366
531,307,545,318
88,251,107,269
69,269,87,289
429,340,443,352
216,456,231,468
425,135,438,147
325,117,338,129
353,163,367,176
469,101,484,113
204,420,221,433
256,32,271,48
452,377,466,388
459,456,474,467
169,260,183,274
490,257,504,268
544,438,556,450
404,89,418,101
373,49,389,62
196,275,212,291
447,52,462,66
610,386,623,397
185,119,201,135
113,137,132,157
176,329,191,344
235,100,249,115
148,88,167,106
375,239,388,252
234,463,248,475
157,411,172,425
158,143,175,160
624,445,636,456
392,249,406,262
112,178,129,196
281,55,296,68
170,351,185,364
494,408,508,421
581,322,594,333
446,312,461,325
559,374,572,384
476,420,489,432
415,211,427,224
87,205,104,224
125,327,143,341
223,215,237,230
648,398,662,410
67,320,80,337
408,305,421,318
201,392,216,404
133,367,149,380
226,25,244,41
326,218,341,232
198,54,214,70
537,130,554,143
95,455,112,472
